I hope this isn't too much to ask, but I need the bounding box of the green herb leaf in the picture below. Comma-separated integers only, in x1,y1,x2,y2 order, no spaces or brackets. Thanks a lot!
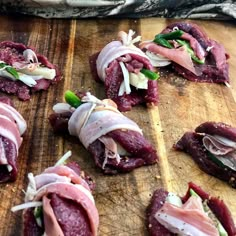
6,67,19,79
0,62,19,79
153,37,173,49
140,69,160,80
189,189,228,236
65,90,82,108
34,206,43,218
155,30,184,40
207,152,227,169
189,188,200,198
153,30,184,48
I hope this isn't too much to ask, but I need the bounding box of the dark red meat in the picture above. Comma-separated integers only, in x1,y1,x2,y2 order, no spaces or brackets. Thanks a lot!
23,161,95,236
174,131,236,188
66,161,95,191
162,22,229,84
182,182,236,236
0,136,18,182
90,53,158,112
147,182,236,236
48,111,72,134
146,189,174,236
0,41,61,100
49,112,158,174
23,208,44,236
50,194,92,236
0,79,30,100
195,121,236,142
0,97,19,182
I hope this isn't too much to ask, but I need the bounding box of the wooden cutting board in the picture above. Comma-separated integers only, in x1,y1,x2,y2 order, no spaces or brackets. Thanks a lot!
0,15,235,235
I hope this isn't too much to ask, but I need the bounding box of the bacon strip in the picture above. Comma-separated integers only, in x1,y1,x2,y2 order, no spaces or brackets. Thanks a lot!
96,32,149,81
0,98,26,182
140,41,200,76
155,196,219,236
68,94,142,149
92,30,158,111
23,161,99,236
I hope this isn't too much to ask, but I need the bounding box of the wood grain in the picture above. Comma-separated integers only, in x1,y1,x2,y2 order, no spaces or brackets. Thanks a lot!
0,15,235,236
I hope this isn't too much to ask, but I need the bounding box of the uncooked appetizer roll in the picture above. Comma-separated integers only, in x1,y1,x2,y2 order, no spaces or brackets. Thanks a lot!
0,96,27,182
147,182,236,236
140,22,229,85
175,122,236,188
0,41,61,100
11,151,99,236
49,91,158,174
90,29,159,111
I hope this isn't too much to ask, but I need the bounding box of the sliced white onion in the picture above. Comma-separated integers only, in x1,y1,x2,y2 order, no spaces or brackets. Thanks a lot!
212,135,236,149
18,66,56,80
23,49,39,64
81,92,104,105
11,201,42,212
117,142,130,156
54,150,72,166
53,103,73,113
127,29,135,45
172,26,179,31
206,46,214,52
36,217,43,228
0,69,16,80
225,82,231,88
17,73,37,87
25,173,37,201
6,164,13,172
129,72,148,89
118,81,125,96
165,192,183,207
214,155,236,171
119,61,131,95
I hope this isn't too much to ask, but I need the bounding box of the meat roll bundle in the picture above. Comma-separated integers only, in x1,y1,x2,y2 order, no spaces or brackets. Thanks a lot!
49,92,158,174
140,22,229,85
147,182,236,236
0,41,61,100
175,122,236,188
0,96,27,182
90,30,159,111
11,151,99,236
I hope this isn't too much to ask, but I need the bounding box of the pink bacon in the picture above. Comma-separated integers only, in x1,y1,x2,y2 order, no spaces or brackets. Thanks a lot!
68,94,142,149
96,30,149,81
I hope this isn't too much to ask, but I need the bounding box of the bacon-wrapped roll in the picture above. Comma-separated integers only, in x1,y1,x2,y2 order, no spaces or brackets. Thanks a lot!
0,41,61,100
140,22,229,85
175,122,236,188
147,182,236,236
90,30,159,111
49,92,158,174
0,96,27,182
11,151,99,236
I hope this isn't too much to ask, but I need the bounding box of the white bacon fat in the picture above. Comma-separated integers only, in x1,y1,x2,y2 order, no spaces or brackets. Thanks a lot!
96,30,149,81
14,151,99,236
68,93,142,167
155,195,219,236
0,101,26,165
203,134,236,170
96,30,152,96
